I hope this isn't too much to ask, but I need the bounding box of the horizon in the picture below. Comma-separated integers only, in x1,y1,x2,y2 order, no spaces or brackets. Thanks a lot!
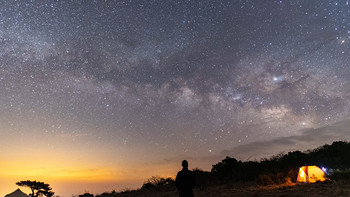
2,120,349,196
1,0,350,197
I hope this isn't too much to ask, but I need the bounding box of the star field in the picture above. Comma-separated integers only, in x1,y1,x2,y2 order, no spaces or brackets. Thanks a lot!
0,0,350,196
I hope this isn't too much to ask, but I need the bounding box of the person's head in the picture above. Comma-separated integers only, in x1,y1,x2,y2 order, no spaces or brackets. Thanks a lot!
182,160,188,168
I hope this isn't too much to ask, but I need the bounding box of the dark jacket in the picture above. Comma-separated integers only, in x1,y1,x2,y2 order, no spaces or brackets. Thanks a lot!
175,168,195,197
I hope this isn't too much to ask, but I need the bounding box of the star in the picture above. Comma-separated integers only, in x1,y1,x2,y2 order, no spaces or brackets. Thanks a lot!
0,1,350,196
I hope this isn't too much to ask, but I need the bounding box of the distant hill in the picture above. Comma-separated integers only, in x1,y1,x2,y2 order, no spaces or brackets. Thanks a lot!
92,141,350,197
5,189,29,197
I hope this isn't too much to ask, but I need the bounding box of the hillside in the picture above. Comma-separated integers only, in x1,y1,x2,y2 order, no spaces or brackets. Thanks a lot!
85,141,350,197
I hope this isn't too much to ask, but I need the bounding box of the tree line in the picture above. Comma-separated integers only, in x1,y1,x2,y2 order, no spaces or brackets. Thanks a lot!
16,141,350,197
211,141,350,184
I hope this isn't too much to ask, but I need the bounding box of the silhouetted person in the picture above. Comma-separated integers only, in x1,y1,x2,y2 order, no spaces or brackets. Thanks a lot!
175,160,195,197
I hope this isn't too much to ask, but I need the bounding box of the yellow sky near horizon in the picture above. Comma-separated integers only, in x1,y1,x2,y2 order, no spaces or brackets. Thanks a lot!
0,124,211,197
0,128,189,197
0,152,180,197
0,164,177,197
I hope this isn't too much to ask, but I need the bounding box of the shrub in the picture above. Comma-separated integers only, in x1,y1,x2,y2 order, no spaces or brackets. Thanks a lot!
257,173,293,186
284,177,293,186
95,190,116,197
79,193,93,197
328,169,350,183
275,172,285,184
141,176,174,191
257,174,274,186
287,169,298,182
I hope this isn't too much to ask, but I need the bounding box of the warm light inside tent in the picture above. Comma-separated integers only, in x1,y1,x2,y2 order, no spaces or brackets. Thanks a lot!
299,169,305,178
297,165,326,183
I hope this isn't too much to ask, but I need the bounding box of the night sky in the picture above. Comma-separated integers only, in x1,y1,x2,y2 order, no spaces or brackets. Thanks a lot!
1,0,350,196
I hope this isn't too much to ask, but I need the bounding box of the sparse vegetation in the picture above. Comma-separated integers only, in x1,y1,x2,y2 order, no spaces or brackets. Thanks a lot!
328,169,350,183
211,141,350,185
85,141,350,197
79,193,94,197
141,176,174,191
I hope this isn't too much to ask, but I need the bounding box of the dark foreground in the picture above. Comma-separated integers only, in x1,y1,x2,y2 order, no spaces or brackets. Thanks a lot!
106,182,350,197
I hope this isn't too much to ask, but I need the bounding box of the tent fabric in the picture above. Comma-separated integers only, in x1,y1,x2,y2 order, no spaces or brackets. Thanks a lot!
297,165,326,183
4,189,29,197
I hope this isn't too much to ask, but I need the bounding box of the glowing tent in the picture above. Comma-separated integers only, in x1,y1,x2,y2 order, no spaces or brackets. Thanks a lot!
297,165,326,183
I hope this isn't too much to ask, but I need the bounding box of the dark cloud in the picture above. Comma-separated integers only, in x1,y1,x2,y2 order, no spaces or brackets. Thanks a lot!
221,119,350,160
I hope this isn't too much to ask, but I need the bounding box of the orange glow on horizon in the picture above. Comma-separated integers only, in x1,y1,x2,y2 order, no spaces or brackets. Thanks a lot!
0,133,182,197
0,160,124,182
0,154,179,197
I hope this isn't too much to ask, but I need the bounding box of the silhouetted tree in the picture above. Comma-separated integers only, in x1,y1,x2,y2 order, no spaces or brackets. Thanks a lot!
212,157,243,181
309,141,350,169
211,141,350,184
16,180,54,197
79,193,94,197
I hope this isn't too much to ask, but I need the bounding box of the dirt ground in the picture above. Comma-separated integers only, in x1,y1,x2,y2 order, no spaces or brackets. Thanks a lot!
194,182,350,197
114,182,350,197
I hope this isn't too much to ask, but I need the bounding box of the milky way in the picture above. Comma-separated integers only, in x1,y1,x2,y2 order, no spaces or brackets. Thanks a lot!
1,0,350,195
